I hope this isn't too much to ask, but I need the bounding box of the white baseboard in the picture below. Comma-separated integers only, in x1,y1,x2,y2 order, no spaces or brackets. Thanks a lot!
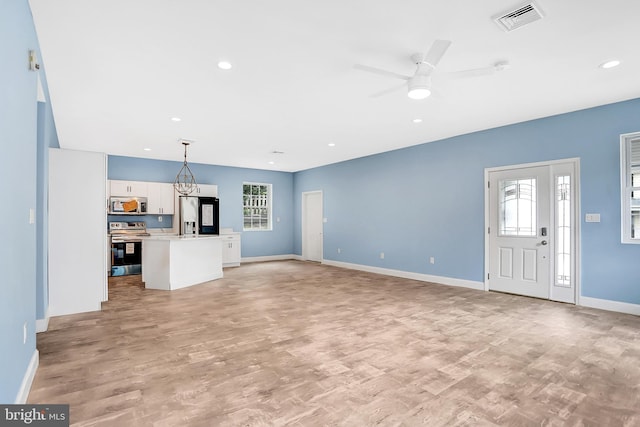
321,260,485,291
237,257,639,317
241,254,301,263
36,309,49,333
579,296,640,316
15,349,39,404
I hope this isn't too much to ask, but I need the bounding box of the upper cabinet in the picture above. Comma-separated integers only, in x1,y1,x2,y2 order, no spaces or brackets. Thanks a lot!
194,184,218,197
147,182,175,215
110,180,148,197
108,180,216,216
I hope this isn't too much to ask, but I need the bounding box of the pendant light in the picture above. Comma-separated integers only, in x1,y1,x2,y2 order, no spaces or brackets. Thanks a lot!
174,139,197,195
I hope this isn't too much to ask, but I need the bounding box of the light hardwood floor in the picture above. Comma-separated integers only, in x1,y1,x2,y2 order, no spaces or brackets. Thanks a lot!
29,261,640,426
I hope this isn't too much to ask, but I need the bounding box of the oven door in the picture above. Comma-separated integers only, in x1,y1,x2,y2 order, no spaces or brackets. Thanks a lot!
110,239,142,276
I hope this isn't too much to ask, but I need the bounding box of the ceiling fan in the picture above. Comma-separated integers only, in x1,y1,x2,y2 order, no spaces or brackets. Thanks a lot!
354,39,509,100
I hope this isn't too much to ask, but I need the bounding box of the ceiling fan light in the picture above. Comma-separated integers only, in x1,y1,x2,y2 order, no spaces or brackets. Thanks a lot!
407,75,431,100
407,87,431,100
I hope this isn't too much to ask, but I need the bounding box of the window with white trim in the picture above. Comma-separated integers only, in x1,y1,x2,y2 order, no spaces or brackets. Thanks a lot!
620,132,640,243
243,183,272,231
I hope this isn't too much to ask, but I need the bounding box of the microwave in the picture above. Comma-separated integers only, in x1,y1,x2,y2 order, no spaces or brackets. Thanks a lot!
109,197,148,215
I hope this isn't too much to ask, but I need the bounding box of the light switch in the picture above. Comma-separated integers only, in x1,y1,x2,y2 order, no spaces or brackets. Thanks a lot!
29,208,35,224
585,213,601,223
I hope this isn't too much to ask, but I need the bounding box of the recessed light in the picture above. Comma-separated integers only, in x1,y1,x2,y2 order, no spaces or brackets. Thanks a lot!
217,61,232,70
328,143,336,147
143,148,152,151
413,118,423,123
171,117,181,122
600,60,621,69
268,161,275,165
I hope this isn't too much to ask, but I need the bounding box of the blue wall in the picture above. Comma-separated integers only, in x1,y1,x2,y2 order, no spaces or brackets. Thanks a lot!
108,156,294,257
294,98,640,305
0,0,57,403
3,0,640,404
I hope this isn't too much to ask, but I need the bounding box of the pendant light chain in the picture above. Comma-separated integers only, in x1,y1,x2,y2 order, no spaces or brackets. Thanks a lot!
174,141,197,195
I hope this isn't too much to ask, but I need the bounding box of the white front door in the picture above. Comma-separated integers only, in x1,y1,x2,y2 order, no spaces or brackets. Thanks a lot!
487,161,577,303
302,191,323,262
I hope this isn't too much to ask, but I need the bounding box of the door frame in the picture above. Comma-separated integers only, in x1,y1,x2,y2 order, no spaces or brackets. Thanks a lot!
302,190,323,262
484,158,581,304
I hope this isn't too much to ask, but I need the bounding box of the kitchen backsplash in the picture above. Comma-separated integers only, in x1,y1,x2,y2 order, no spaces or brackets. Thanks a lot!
107,214,173,229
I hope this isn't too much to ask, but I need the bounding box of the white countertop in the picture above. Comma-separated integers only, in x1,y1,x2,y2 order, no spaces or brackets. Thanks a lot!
143,234,222,241
146,229,177,236
219,228,240,235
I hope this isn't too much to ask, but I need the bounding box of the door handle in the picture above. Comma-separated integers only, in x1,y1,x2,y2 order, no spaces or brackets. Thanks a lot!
540,240,548,245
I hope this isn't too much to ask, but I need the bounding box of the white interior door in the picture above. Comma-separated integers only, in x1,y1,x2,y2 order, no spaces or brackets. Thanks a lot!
487,161,577,303
302,191,323,262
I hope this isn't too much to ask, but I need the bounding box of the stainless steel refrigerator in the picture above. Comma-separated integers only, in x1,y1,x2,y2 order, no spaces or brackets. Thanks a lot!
179,196,219,235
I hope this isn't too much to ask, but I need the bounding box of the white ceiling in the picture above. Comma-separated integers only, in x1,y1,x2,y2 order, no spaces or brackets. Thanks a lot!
29,0,640,172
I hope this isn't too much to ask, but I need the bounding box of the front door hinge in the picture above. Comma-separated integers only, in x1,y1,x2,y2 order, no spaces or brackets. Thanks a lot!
488,227,490,234
488,181,490,189
487,273,490,280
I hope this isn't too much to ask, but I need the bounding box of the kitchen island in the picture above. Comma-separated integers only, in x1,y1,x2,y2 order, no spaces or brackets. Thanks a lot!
142,235,223,290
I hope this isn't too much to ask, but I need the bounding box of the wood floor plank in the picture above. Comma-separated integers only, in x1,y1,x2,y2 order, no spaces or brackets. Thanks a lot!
28,260,640,426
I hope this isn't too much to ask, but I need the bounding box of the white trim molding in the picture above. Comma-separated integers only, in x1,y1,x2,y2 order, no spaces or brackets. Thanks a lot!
241,254,301,263
579,296,640,316
239,257,639,317
36,316,49,333
620,132,640,244
15,349,39,404
36,307,49,333
322,260,484,291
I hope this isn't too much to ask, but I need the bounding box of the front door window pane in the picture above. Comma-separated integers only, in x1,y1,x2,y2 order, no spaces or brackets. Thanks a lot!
556,175,571,287
499,178,537,236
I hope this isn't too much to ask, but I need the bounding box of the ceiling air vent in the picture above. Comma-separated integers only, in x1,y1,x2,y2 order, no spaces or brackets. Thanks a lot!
494,2,544,32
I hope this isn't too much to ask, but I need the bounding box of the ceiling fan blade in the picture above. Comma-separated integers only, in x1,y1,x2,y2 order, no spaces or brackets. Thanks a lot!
446,62,509,79
447,66,496,79
422,39,452,69
370,83,406,98
354,64,411,81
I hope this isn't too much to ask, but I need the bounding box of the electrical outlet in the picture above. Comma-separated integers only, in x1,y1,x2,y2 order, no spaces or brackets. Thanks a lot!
158,216,163,222
23,322,27,344
29,208,35,224
380,252,385,259
429,256,435,264
337,248,341,254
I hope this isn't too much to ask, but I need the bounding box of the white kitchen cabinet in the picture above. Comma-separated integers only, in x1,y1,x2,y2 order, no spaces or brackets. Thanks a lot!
110,180,148,197
194,184,218,197
143,236,223,290
147,182,175,215
221,233,241,267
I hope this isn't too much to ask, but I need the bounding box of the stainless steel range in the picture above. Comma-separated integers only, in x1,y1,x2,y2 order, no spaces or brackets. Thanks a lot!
109,221,149,276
